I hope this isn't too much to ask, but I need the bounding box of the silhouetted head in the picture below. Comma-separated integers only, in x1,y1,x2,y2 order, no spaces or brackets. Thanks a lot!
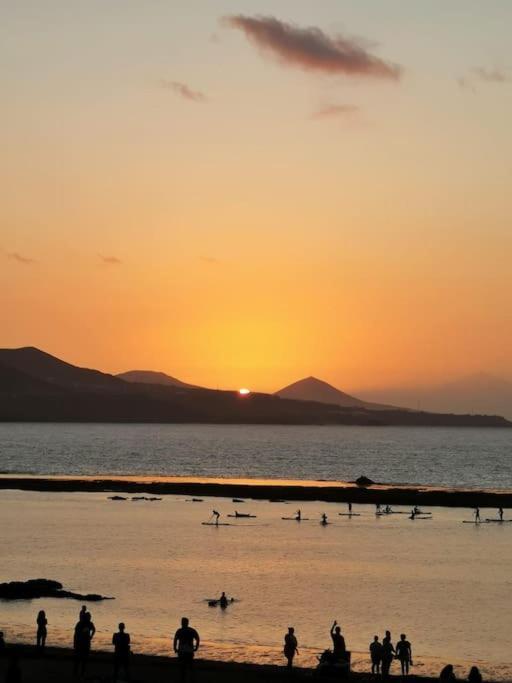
374,635,379,642
221,592,226,597
441,664,454,679
119,623,125,632
288,627,294,635
335,626,341,634
400,634,406,641
181,617,189,628
468,667,482,683
385,630,391,638
38,610,45,618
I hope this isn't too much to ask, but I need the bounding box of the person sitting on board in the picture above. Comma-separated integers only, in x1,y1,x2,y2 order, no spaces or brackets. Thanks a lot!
295,509,301,521
321,513,328,524
219,592,228,609
330,621,346,660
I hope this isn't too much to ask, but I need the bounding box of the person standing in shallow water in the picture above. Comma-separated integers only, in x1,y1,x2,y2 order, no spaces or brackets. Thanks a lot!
36,610,47,649
112,622,131,682
370,635,383,674
283,627,298,670
173,617,200,683
73,611,95,677
381,630,395,679
396,633,412,675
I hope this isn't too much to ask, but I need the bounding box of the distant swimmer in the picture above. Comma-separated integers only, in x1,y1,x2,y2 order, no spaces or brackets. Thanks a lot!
330,621,346,659
396,633,412,676
219,592,228,609
499,507,504,521
370,636,383,674
212,510,220,526
295,509,302,521
283,627,298,670
321,513,328,525
474,507,481,522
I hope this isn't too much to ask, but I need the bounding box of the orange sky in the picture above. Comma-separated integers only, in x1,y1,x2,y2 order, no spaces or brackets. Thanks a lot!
2,1,512,392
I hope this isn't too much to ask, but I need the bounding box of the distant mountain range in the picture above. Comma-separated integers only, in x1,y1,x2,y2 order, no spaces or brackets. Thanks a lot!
358,373,512,420
275,377,399,411
0,347,509,427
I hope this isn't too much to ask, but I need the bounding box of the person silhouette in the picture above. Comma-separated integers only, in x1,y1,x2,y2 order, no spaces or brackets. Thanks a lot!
396,633,412,675
295,509,301,521
321,513,328,525
348,502,353,513
498,507,504,521
468,666,482,683
173,617,200,682
474,507,480,522
440,664,457,682
370,635,383,674
0,631,5,653
381,630,395,679
36,610,47,649
73,611,95,677
79,605,87,622
330,621,346,660
112,622,131,682
212,510,220,526
283,627,298,670
219,592,228,609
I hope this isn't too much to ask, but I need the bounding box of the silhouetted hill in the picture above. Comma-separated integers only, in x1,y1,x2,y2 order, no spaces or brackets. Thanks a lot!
0,347,128,393
117,370,198,389
358,373,512,420
0,348,509,427
275,376,397,411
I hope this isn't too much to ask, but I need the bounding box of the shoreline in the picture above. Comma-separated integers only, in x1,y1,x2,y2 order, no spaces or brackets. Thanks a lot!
2,475,512,507
0,644,446,683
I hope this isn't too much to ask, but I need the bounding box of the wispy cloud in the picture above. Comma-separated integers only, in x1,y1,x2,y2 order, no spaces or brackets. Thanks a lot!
223,15,401,80
99,254,122,265
200,255,220,265
311,104,359,120
457,66,510,91
7,251,35,265
472,67,510,83
160,80,207,103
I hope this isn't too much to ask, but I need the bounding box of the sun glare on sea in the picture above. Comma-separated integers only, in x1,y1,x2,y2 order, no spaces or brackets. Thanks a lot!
238,388,251,395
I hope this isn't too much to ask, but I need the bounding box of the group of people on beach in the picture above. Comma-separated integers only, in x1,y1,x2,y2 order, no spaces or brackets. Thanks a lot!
0,610,487,683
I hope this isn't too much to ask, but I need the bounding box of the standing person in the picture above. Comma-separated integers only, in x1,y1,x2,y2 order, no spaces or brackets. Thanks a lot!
498,507,504,521
370,635,383,674
283,627,298,670
79,605,87,622
219,592,228,609
212,510,220,526
36,610,47,649
396,634,412,675
112,622,131,682
73,611,96,677
376,503,381,513
330,621,346,660
474,507,480,522
321,513,328,525
381,630,395,679
173,617,200,683
348,502,353,513
295,510,301,521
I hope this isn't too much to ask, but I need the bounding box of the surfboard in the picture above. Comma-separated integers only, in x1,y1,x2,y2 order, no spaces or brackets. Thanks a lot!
227,514,257,518
338,513,361,516
462,520,485,524
485,519,512,523
232,498,245,503
281,517,309,521
201,522,232,526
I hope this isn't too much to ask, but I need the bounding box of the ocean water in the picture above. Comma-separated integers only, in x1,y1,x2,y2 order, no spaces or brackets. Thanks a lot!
0,423,512,489
1,490,512,679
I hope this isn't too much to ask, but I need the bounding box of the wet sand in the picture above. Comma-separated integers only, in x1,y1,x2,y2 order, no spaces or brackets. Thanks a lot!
0,645,445,683
1,474,512,507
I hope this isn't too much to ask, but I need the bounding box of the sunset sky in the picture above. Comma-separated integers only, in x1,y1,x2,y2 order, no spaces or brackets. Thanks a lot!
2,1,512,392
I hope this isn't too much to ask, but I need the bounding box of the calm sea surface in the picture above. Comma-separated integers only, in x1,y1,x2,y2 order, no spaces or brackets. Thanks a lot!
1,423,512,489
1,424,512,677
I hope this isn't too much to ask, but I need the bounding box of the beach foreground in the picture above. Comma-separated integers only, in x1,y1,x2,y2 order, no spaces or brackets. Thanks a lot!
0,645,444,683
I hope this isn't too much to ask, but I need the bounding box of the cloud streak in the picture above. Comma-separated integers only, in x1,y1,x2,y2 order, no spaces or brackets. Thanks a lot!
311,104,359,120
7,252,35,265
99,254,122,265
161,80,207,102
223,15,401,80
457,67,510,90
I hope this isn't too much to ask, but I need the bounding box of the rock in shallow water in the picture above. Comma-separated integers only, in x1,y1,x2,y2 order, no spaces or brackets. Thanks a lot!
0,579,113,601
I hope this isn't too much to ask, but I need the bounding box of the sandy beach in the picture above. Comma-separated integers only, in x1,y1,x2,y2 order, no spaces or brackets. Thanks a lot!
0,645,448,683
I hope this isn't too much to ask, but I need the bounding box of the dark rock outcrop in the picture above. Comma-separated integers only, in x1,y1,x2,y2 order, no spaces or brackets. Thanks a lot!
354,476,375,487
0,579,113,601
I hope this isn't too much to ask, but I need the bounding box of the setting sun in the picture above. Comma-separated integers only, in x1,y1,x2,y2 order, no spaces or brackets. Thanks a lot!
238,388,251,396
